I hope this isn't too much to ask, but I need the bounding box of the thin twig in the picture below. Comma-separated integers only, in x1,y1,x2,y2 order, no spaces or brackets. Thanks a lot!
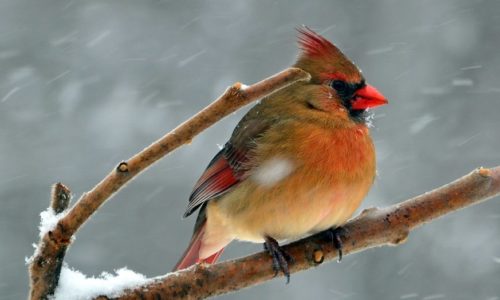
50,183,71,214
102,166,500,300
28,68,311,299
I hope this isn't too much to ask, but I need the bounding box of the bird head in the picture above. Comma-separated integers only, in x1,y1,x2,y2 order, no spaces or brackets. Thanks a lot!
294,27,387,120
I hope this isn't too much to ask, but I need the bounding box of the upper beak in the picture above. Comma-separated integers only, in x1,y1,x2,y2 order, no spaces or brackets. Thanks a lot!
352,84,388,110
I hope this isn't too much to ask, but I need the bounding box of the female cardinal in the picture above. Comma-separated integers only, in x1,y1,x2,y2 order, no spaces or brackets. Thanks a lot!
173,28,387,281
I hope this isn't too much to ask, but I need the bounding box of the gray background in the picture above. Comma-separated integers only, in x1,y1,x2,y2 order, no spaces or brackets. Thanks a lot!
1,0,500,299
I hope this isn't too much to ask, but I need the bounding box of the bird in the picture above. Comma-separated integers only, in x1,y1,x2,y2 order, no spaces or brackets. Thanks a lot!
173,27,388,281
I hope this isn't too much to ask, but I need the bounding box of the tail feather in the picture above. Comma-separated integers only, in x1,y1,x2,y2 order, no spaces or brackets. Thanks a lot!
173,221,225,271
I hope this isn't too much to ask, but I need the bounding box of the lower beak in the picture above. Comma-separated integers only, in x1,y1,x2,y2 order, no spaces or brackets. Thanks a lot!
352,84,388,110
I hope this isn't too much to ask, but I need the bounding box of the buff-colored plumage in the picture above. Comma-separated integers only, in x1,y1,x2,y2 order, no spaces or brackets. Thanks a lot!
200,84,376,257
174,28,386,271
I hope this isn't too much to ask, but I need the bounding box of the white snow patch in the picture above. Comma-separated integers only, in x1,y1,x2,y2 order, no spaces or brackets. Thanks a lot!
52,265,149,300
39,208,68,238
239,83,249,90
25,243,40,265
364,112,375,128
26,208,69,264
252,157,294,187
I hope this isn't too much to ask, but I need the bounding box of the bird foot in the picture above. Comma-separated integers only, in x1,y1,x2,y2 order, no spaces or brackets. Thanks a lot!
264,236,294,283
323,226,348,262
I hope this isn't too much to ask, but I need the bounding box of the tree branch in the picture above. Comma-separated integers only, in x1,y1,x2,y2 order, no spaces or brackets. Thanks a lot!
29,183,72,299
103,166,500,300
28,68,311,299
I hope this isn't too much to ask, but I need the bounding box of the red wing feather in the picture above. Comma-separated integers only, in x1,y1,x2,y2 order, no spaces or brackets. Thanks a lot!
183,118,273,217
191,151,235,193
183,146,244,217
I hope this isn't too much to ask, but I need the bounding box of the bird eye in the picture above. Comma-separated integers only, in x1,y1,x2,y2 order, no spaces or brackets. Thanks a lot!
331,80,348,94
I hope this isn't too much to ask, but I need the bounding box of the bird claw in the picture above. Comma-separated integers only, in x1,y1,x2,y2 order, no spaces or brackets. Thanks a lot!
323,226,348,262
264,236,294,283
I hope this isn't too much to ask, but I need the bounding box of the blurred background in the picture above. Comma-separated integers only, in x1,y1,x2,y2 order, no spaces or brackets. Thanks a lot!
1,0,499,299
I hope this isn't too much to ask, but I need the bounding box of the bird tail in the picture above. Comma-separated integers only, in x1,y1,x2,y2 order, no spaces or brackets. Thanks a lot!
172,220,225,271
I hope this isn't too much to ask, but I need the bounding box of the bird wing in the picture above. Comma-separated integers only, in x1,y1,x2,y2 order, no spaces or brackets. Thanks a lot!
183,117,274,217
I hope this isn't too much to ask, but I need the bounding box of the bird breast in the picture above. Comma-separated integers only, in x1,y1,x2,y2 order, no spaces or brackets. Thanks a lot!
206,122,376,243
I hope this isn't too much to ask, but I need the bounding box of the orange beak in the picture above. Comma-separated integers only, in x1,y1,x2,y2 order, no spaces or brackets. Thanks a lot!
351,84,388,110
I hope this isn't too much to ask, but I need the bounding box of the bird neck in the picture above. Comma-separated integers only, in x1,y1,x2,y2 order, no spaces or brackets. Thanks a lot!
349,109,371,125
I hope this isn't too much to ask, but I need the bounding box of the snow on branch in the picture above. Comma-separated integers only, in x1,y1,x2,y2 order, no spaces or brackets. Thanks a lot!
29,183,72,299
53,266,149,300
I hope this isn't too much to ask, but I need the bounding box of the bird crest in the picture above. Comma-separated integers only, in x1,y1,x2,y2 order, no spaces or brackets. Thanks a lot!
295,27,361,83
297,27,342,58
